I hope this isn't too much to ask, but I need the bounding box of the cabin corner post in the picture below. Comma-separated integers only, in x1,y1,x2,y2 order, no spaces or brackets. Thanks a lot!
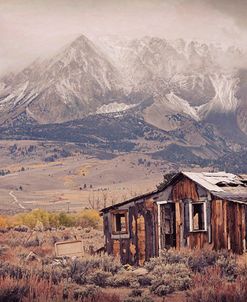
157,202,161,256
242,204,246,253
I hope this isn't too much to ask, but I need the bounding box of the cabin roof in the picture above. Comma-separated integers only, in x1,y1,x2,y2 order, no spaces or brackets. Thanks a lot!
182,171,239,192
101,171,247,212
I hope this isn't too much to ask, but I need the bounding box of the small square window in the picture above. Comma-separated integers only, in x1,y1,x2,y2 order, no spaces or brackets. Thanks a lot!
111,211,128,234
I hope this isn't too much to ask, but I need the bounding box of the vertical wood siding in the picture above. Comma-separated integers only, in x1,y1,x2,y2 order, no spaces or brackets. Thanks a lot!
103,197,158,265
172,177,208,250
103,176,247,265
212,199,246,254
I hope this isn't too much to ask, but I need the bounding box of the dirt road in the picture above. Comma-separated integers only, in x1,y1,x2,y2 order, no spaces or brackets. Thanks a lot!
9,191,25,209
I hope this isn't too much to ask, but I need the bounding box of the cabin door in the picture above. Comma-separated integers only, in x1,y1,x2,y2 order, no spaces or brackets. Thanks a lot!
160,203,176,249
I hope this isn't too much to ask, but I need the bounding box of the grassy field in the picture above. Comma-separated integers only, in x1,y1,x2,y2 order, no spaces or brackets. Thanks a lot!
0,139,213,216
0,140,174,215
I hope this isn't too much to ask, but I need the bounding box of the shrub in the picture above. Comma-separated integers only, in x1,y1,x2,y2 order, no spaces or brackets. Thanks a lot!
0,216,7,228
76,210,102,229
149,263,192,296
69,255,121,277
141,297,154,302
216,254,238,281
13,225,29,232
0,209,102,230
151,283,174,296
24,236,41,247
0,245,8,256
72,273,87,285
107,272,137,287
19,209,51,229
123,298,142,302
145,249,188,272
144,257,163,272
160,249,188,265
0,283,29,302
187,249,218,272
87,270,112,287
187,274,247,302
129,289,143,297
138,275,153,287
0,262,29,279
73,285,100,300
58,212,75,227
0,275,63,302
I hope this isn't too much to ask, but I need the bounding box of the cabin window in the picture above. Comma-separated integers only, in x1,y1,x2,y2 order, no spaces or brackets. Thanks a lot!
111,210,128,234
190,202,206,231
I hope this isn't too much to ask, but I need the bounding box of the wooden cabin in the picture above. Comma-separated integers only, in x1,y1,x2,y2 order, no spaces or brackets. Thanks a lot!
101,171,247,265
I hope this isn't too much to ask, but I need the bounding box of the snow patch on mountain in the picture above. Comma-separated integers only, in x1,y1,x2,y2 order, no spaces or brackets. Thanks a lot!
96,102,136,114
199,74,239,118
165,92,199,120
0,81,29,108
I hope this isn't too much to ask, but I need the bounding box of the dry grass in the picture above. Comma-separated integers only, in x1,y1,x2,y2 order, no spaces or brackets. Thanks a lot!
186,267,247,302
0,276,122,302
0,223,247,302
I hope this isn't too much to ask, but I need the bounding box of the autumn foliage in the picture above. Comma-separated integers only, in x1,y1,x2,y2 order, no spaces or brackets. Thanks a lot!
0,208,102,229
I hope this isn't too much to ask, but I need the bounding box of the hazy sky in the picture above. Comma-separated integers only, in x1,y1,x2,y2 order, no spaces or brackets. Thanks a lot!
1,0,247,75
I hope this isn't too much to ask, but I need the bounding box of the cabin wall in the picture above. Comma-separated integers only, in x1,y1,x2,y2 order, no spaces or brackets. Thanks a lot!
168,176,247,253
211,199,247,254
103,197,158,265
170,176,209,250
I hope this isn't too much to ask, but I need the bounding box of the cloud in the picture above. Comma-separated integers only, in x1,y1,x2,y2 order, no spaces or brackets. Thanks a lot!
206,0,247,29
0,0,246,75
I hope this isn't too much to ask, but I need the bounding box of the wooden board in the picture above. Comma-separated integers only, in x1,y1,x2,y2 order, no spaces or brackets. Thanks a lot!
55,240,84,257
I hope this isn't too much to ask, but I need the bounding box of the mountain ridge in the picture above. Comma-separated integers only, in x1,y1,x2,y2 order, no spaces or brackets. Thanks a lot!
0,34,247,168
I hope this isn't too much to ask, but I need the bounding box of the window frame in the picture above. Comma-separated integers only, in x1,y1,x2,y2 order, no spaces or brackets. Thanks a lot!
189,201,207,232
111,210,129,235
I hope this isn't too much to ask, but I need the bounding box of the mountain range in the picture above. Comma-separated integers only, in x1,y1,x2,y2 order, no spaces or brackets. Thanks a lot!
0,34,247,171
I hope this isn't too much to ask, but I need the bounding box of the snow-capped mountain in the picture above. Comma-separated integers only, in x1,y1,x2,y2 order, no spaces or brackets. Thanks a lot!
0,35,125,124
97,36,247,138
0,34,247,146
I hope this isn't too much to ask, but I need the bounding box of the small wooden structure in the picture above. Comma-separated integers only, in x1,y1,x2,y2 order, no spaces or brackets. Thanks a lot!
101,171,247,265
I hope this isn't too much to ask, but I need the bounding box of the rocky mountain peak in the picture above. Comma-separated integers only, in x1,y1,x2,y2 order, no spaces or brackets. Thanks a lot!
0,33,247,145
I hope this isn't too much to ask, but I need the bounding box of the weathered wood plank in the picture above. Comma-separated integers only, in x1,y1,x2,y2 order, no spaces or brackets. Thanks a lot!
129,206,137,265
175,201,181,249
137,214,145,265
172,178,199,202
223,200,227,249
113,240,120,257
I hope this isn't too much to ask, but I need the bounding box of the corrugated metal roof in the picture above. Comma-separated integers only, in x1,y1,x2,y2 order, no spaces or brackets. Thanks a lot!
182,171,247,203
213,192,247,203
182,172,225,192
